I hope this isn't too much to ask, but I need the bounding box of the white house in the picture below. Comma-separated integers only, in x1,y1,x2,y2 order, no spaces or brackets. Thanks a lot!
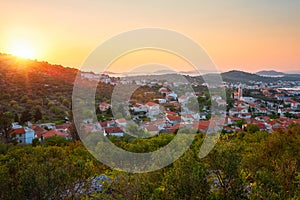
145,102,160,117
131,103,147,113
104,127,125,137
257,107,267,114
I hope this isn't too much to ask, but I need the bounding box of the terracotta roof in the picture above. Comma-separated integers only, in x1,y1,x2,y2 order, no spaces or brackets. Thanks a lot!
104,127,124,134
192,120,210,131
116,118,126,123
56,123,70,130
166,115,181,121
134,103,144,107
31,126,47,137
167,124,182,133
43,130,68,138
146,102,158,106
145,125,159,132
262,116,270,121
164,111,177,116
9,128,25,135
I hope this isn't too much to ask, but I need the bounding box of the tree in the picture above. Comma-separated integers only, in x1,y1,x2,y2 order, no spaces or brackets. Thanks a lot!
62,99,70,108
34,107,43,122
236,119,246,129
205,143,247,199
242,129,300,199
20,110,32,124
14,113,19,123
0,111,13,143
246,124,260,134
68,111,80,141
162,150,210,199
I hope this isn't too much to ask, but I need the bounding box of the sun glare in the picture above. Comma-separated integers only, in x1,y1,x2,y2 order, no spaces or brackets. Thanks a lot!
10,40,36,59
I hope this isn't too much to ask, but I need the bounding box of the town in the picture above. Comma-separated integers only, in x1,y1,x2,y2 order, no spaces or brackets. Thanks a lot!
8,71,300,145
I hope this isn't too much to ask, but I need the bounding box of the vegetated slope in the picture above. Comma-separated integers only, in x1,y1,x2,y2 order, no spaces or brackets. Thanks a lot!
221,70,300,83
221,70,272,83
0,53,78,121
256,70,285,77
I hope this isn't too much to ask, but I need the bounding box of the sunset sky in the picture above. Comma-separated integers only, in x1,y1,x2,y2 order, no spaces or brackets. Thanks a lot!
0,0,299,73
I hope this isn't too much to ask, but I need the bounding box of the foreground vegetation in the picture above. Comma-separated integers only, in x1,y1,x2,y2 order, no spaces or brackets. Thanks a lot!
1,123,300,199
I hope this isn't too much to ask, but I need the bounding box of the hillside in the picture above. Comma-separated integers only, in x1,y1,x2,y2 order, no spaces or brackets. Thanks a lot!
256,70,285,77
0,53,78,122
220,70,270,83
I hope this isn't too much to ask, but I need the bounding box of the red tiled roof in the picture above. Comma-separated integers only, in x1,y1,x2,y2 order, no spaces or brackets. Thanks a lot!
145,125,159,132
262,116,270,121
43,130,68,138
164,111,177,116
166,115,181,121
104,127,124,134
9,128,25,135
31,126,47,137
56,123,70,130
167,124,182,133
134,103,144,107
192,120,210,131
146,102,158,106
116,118,126,123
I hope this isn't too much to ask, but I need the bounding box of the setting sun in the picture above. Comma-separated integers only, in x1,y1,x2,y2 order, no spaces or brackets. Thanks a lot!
9,40,36,59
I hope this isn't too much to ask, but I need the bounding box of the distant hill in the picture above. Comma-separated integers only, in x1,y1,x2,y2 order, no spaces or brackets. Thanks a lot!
220,70,269,83
284,70,300,74
220,70,300,83
256,70,285,77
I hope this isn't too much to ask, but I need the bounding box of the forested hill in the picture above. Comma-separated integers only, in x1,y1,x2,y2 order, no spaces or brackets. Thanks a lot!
0,53,78,121
220,70,300,83
0,53,78,83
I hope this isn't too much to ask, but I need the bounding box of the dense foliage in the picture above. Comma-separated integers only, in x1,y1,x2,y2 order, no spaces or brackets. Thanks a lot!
1,124,300,199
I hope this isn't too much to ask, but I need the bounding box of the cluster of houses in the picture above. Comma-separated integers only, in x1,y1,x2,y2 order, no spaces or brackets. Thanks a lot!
8,122,70,144
11,73,298,142
91,81,300,136
91,87,218,136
